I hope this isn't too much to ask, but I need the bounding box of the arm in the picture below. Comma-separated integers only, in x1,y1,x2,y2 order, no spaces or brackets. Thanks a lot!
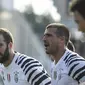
25,63,51,85
15,54,51,85
66,55,85,83
20,57,51,85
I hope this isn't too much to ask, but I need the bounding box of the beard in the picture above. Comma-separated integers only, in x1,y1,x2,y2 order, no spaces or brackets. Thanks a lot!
46,45,58,54
0,46,10,63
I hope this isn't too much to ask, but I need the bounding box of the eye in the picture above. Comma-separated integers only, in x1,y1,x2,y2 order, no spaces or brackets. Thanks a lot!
46,34,52,37
0,43,3,47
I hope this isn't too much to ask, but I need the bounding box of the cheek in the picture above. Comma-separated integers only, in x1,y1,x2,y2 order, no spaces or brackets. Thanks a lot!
51,40,58,47
0,47,6,54
0,48,3,53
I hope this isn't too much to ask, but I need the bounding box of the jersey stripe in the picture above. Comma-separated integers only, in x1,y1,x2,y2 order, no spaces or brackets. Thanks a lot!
75,71,85,82
21,58,34,68
23,61,39,72
72,66,85,78
45,81,51,85
65,54,77,64
68,59,85,66
27,69,37,82
34,75,49,85
15,54,21,63
25,64,42,75
31,70,45,84
64,52,71,61
67,56,77,64
68,63,79,75
18,57,26,65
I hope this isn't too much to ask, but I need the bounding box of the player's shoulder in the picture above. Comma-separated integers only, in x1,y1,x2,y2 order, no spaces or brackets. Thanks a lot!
15,52,38,63
14,52,43,68
63,49,85,67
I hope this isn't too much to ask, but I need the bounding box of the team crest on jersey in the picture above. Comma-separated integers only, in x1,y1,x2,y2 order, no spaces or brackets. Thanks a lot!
1,71,5,81
14,71,19,83
54,71,57,79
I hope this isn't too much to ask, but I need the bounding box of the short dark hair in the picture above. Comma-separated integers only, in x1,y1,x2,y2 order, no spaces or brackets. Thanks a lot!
0,28,14,44
70,0,85,19
46,23,70,45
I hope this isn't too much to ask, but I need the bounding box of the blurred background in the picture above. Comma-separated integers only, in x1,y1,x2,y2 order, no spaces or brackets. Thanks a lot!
0,0,85,74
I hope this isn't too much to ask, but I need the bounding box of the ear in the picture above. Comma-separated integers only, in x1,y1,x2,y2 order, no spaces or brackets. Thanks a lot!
59,36,65,45
59,36,65,42
8,42,13,48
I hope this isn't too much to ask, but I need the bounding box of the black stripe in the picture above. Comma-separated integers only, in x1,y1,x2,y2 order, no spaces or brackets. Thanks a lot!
15,57,18,63
27,69,37,82
68,63,79,76
15,54,22,63
31,70,45,85
75,71,85,82
64,52,71,61
25,64,42,75
18,57,26,65
35,75,48,85
66,56,77,67
68,59,85,66
45,73,50,77
21,58,34,68
67,56,77,63
65,54,76,64
19,54,26,59
45,81,51,85
23,61,39,71
72,66,85,78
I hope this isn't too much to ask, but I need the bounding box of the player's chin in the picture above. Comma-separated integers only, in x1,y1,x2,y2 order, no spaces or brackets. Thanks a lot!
45,50,50,54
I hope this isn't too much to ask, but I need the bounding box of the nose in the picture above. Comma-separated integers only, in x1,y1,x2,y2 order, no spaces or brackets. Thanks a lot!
42,35,46,41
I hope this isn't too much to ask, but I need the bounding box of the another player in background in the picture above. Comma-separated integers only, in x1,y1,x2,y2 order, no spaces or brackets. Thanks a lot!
43,23,85,85
70,0,85,32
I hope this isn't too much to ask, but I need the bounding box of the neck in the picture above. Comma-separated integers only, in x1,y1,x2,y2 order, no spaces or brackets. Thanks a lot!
3,51,15,67
53,48,66,64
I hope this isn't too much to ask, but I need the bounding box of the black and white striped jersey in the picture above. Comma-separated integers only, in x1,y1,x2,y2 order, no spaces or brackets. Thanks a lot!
0,52,51,85
51,48,85,85
64,48,85,83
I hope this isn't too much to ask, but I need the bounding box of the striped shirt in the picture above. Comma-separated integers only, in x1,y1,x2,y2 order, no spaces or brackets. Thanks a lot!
51,48,85,85
0,52,51,85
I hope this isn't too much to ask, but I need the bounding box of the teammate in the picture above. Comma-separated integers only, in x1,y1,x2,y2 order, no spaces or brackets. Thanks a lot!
0,28,51,85
43,23,85,85
70,0,85,32
70,1,85,84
